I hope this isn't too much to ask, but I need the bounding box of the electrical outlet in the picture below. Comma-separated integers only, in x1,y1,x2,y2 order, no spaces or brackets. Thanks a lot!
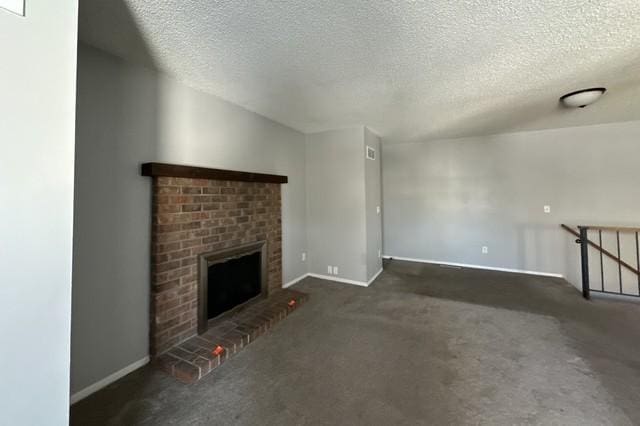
333,266,339,275
328,265,333,274
376,206,381,214
301,252,306,262
482,246,489,254
544,205,551,213
378,249,381,258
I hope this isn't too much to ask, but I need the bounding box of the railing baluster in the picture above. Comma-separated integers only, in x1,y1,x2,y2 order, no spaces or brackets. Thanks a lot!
562,224,640,299
579,226,590,300
617,231,622,294
599,230,604,292
636,232,640,296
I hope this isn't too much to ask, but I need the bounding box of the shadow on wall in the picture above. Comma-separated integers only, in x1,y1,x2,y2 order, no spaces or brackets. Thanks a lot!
514,223,564,274
71,0,159,410
562,230,582,289
76,0,158,67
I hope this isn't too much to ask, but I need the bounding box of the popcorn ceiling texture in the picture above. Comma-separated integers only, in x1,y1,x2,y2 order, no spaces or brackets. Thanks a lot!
79,1,640,143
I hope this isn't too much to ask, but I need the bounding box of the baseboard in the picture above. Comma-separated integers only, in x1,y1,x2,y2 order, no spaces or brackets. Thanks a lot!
285,271,377,287
70,356,150,405
283,273,310,288
307,273,369,287
383,255,563,278
367,267,384,285
591,291,640,302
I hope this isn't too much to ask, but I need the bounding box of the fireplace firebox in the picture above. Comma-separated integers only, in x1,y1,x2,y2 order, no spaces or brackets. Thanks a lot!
197,241,268,334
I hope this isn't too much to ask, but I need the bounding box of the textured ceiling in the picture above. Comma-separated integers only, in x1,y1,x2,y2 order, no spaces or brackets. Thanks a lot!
79,0,640,143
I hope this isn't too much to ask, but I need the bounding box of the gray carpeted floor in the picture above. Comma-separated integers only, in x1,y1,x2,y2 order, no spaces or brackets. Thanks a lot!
71,260,640,425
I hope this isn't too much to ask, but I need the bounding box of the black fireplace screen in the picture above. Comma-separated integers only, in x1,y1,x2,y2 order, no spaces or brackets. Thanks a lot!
206,252,262,320
198,241,267,333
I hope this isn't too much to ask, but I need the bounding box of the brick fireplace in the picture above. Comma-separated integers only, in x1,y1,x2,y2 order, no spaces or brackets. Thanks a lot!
142,163,286,355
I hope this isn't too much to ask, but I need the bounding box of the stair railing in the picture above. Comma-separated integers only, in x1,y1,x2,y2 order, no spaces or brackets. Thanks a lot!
561,224,640,300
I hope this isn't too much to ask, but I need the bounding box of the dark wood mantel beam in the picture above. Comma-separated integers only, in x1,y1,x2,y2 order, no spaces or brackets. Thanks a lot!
141,162,288,184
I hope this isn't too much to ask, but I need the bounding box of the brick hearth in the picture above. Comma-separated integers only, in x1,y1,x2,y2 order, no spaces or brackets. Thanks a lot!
150,175,283,355
155,288,308,383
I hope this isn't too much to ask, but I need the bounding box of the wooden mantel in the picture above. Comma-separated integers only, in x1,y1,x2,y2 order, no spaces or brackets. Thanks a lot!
141,162,288,184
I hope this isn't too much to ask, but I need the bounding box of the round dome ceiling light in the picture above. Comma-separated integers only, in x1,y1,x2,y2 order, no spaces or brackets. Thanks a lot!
560,87,606,108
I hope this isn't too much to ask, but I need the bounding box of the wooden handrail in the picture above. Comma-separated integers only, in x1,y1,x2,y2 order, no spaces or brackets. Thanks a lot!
560,224,640,277
564,224,640,233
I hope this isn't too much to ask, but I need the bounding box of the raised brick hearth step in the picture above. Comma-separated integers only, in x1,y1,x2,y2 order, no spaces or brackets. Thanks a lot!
154,289,308,383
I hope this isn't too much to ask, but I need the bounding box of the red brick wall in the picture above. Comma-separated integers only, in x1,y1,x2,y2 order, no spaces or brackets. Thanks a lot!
150,177,282,355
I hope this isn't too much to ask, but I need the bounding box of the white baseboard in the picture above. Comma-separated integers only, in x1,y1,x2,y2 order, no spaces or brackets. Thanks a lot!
367,267,384,285
70,356,150,405
591,291,640,302
285,271,381,288
307,273,369,287
383,255,563,278
283,273,310,288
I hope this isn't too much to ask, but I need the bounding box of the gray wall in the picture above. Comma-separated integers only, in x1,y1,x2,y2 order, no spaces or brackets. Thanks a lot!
0,1,78,424
364,128,382,280
382,121,640,285
72,44,307,394
306,128,368,282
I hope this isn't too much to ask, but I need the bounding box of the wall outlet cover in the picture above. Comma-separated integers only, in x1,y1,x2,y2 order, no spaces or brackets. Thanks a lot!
332,266,339,275
366,146,376,160
544,205,551,213
301,252,306,262
328,265,333,274
482,246,489,254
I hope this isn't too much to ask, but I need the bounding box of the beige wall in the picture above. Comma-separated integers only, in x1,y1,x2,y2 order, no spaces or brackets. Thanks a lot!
305,127,383,283
72,43,307,395
0,1,78,424
382,120,640,289
306,127,368,282
364,128,383,280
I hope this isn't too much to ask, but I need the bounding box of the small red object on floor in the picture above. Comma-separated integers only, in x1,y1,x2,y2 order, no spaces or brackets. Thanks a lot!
288,299,296,307
212,345,224,356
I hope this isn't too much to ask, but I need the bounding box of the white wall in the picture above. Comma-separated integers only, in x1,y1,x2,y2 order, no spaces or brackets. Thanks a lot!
382,121,640,287
306,128,368,282
72,43,307,395
364,128,382,280
0,2,78,424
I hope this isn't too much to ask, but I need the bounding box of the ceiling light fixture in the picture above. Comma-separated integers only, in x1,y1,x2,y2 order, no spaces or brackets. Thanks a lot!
559,87,606,108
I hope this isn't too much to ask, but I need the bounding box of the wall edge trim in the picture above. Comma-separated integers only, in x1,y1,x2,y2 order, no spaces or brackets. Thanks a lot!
70,356,150,405
367,267,384,285
307,273,369,287
283,273,310,288
382,255,563,278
